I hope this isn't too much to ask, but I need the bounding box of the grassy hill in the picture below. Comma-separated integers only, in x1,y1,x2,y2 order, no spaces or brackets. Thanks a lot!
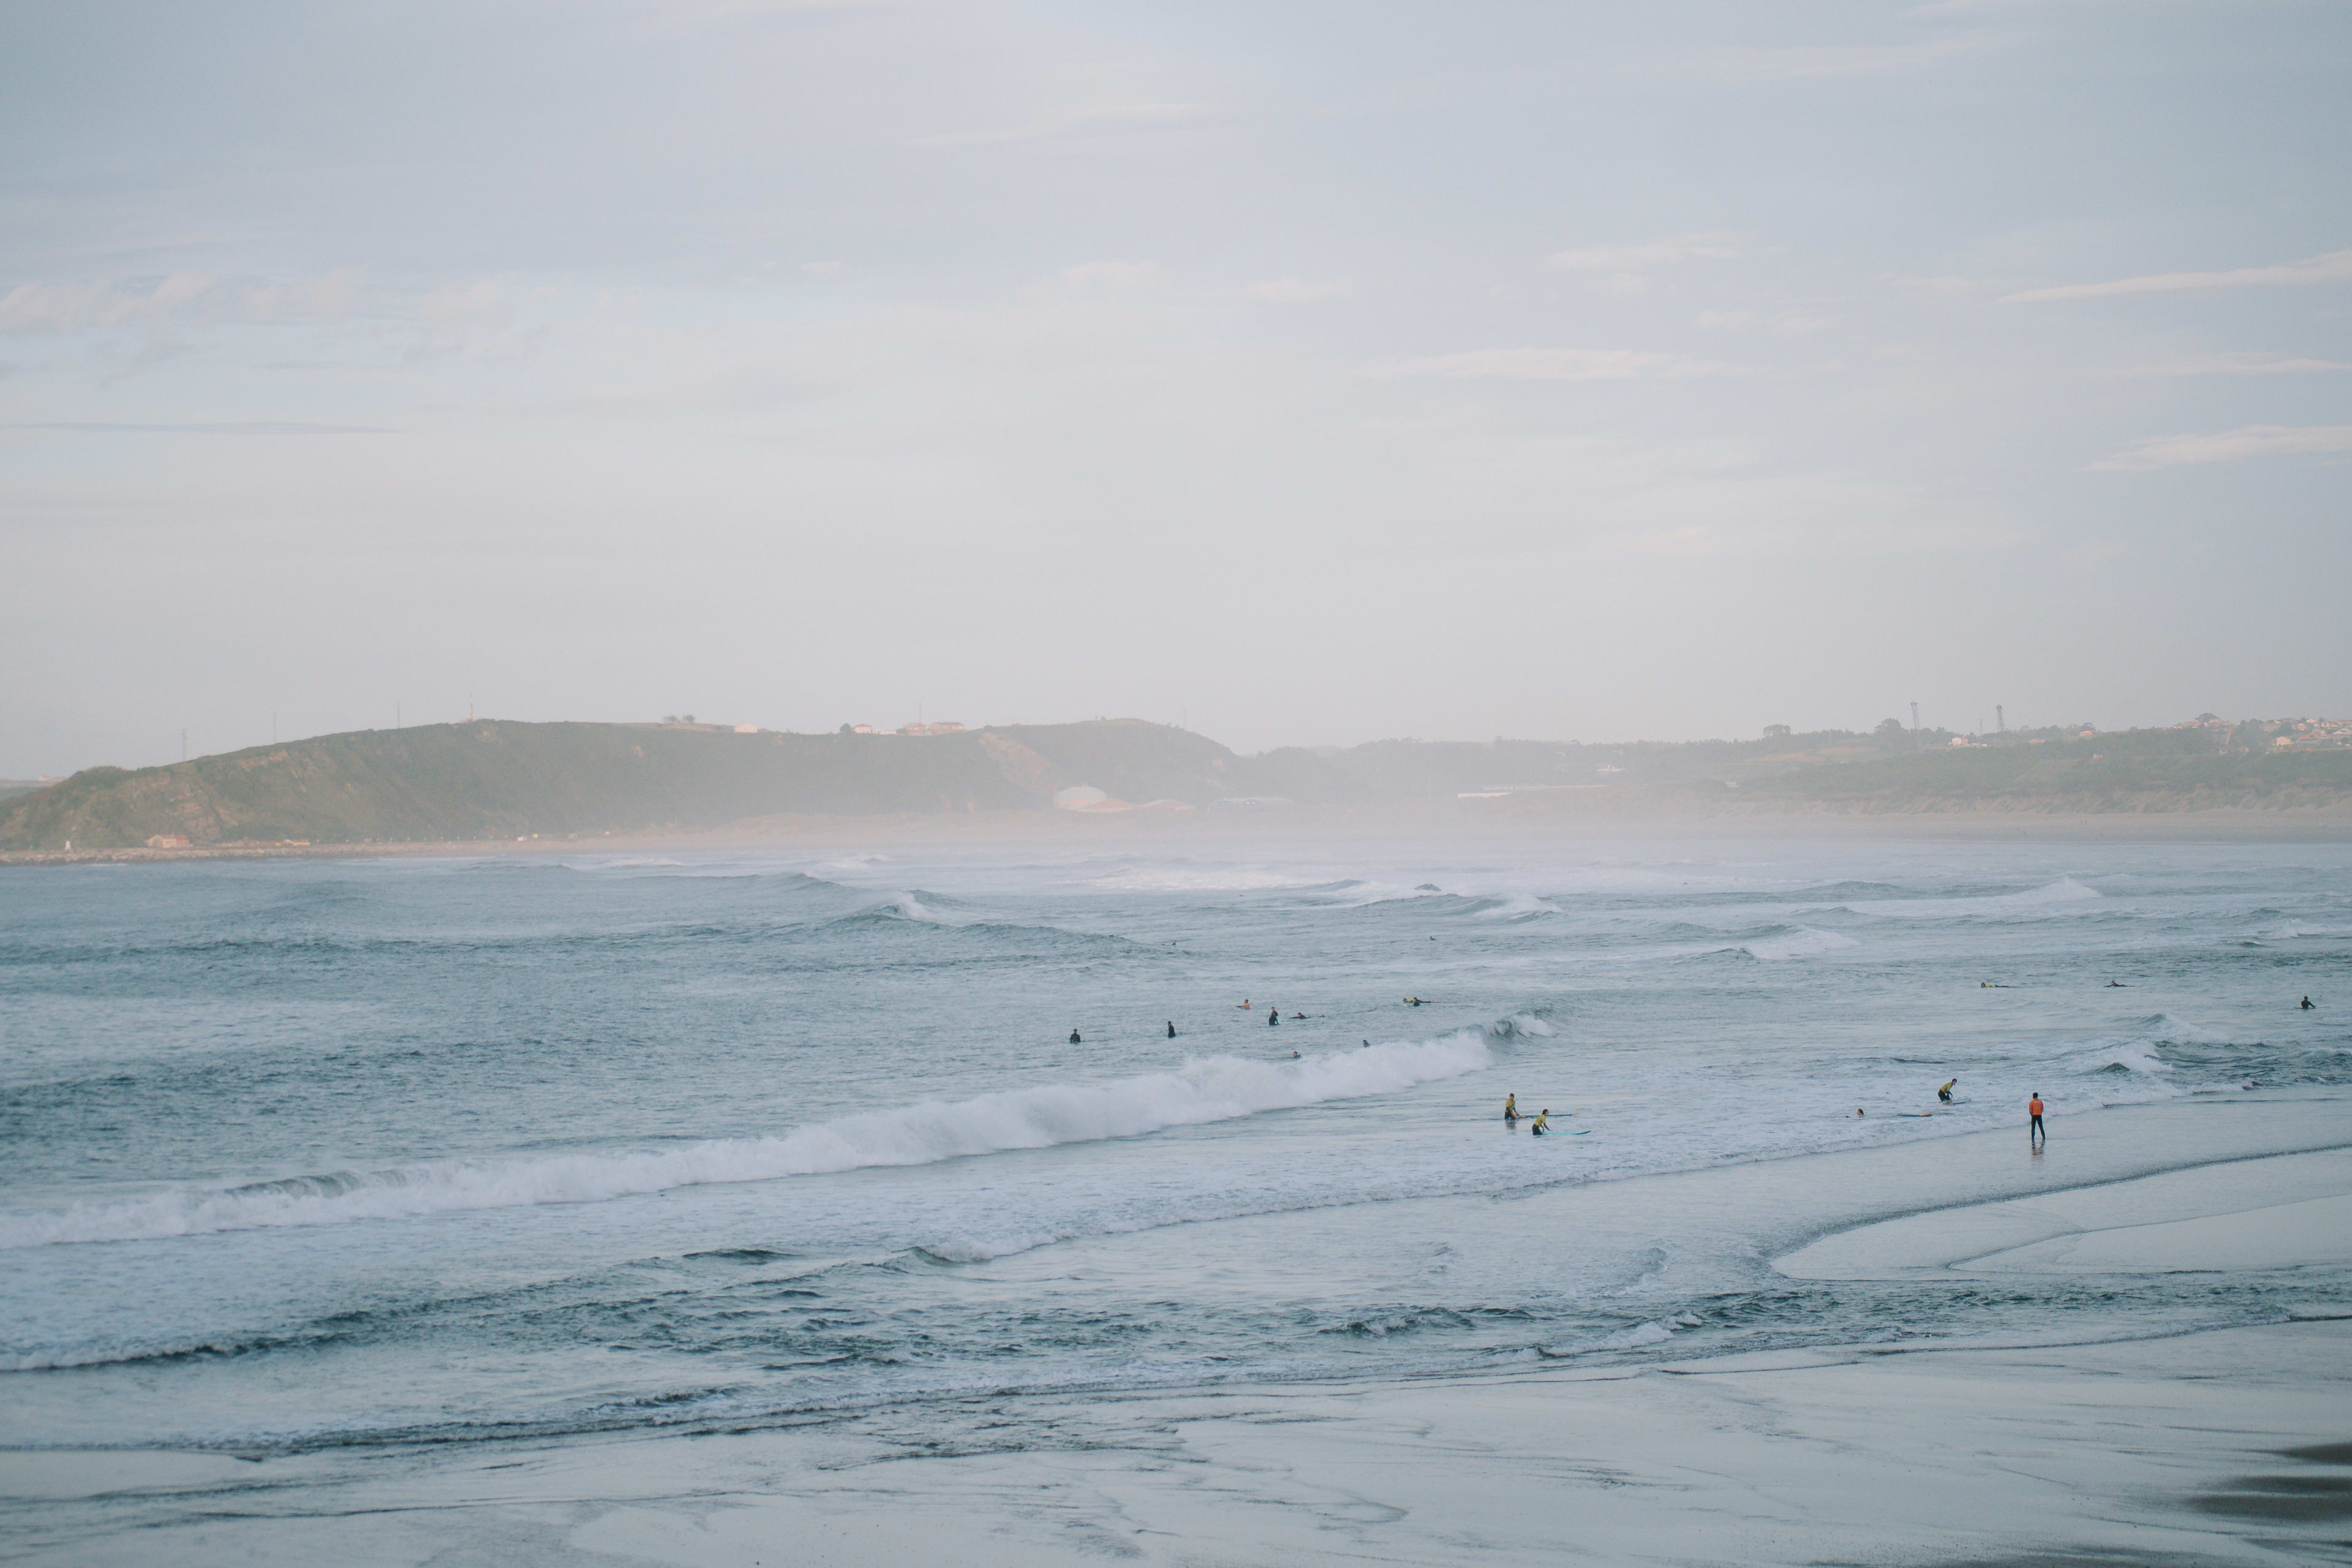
8,717,2347,852
0,720,1265,851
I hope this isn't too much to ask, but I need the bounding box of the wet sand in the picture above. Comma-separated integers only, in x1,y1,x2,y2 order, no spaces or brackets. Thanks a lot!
6,1102,2347,1566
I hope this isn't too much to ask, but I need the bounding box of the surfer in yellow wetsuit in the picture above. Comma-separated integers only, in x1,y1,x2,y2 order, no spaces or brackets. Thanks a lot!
1938,1079,1958,1104
1503,1094,1520,1123
1529,1110,1551,1136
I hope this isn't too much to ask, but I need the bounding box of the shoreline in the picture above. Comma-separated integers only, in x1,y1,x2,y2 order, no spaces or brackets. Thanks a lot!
6,1093,2349,1564
9,1320,2350,1565
8,802,2352,867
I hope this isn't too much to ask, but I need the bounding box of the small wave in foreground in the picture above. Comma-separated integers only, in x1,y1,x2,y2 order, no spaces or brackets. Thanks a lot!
0,1028,1520,1250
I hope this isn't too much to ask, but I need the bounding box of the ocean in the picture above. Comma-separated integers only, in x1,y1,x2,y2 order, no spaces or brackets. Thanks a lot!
2,831,2347,1477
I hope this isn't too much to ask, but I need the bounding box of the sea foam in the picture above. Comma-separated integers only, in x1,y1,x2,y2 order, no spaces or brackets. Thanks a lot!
0,1029,1509,1250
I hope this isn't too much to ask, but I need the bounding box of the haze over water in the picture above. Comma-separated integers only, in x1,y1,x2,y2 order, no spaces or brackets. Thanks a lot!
4,832,2345,1469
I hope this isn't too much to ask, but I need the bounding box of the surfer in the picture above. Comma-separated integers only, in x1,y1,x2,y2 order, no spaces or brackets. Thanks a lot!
1855,1108,1865,1117
1268,1009,1280,1027
1404,996,1426,1006
1070,1028,1081,1044
2106,980,2125,987
1503,1093,1520,1123
2029,1092,2045,1145
1238,999,1251,1009
1291,1011,1306,1020
1291,1050,1300,1058
1167,1021,1177,1038
1938,1078,1958,1104
1529,1110,1550,1136
2304,995,2316,1010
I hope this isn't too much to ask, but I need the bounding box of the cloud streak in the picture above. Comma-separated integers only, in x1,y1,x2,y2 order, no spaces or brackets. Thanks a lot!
2122,351,2352,378
2003,247,2352,303
2089,424,2352,470
1366,348,1741,382
0,272,371,333
1675,33,2007,82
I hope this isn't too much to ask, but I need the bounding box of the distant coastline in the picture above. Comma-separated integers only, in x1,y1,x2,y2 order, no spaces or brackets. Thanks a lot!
6,715,2349,856
9,804,2351,869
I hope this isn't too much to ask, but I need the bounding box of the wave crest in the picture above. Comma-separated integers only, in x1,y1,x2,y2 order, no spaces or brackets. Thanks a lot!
0,1031,1506,1251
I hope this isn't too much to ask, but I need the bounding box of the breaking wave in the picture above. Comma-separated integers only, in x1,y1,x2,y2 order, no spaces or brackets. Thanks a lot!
0,1027,1520,1251
1738,925,1861,961
1847,877,2103,920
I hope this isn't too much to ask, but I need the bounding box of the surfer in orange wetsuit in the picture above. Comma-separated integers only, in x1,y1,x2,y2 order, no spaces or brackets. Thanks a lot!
2028,1093,2045,1145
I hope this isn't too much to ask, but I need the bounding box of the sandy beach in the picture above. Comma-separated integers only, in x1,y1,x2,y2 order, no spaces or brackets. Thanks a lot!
7,803,2352,872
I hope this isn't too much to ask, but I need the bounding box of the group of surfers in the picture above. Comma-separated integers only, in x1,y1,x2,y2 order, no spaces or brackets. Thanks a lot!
1499,1094,1554,1135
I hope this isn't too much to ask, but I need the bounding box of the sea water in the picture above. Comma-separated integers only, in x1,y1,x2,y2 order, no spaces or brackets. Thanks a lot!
1,832,2346,1460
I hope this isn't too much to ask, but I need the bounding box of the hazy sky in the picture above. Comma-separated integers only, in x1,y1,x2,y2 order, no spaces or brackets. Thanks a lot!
4,1,2348,772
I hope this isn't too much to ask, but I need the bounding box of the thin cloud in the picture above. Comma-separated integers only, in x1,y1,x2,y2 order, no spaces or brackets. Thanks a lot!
0,271,368,333
2122,351,2352,378
1366,347,1740,382
1547,234,1739,273
1600,526,1727,557
2089,424,2352,470
1676,32,2007,82
4,421,399,435
1232,278,1344,303
1061,260,1160,290
1694,309,1828,336
2003,247,2352,303
914,102,1218,149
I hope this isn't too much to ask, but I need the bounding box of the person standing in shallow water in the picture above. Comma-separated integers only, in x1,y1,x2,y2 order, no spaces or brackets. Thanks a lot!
1268,1009,1280,1027
1167,1020,1177,1038
1070,1028,1081,1044
2028,1092,2045,1145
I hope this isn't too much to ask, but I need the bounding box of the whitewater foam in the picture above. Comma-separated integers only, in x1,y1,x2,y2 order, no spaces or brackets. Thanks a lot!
1849,877,2104,920
1738,925,1861,962
0,1031,1507,1250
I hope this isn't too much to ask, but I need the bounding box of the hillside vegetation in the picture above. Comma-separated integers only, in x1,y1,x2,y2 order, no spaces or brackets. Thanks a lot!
0,720,1247,851
6,718,2347,852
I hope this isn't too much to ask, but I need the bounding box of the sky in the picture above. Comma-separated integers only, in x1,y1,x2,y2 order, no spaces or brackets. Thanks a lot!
2,0,2348,773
